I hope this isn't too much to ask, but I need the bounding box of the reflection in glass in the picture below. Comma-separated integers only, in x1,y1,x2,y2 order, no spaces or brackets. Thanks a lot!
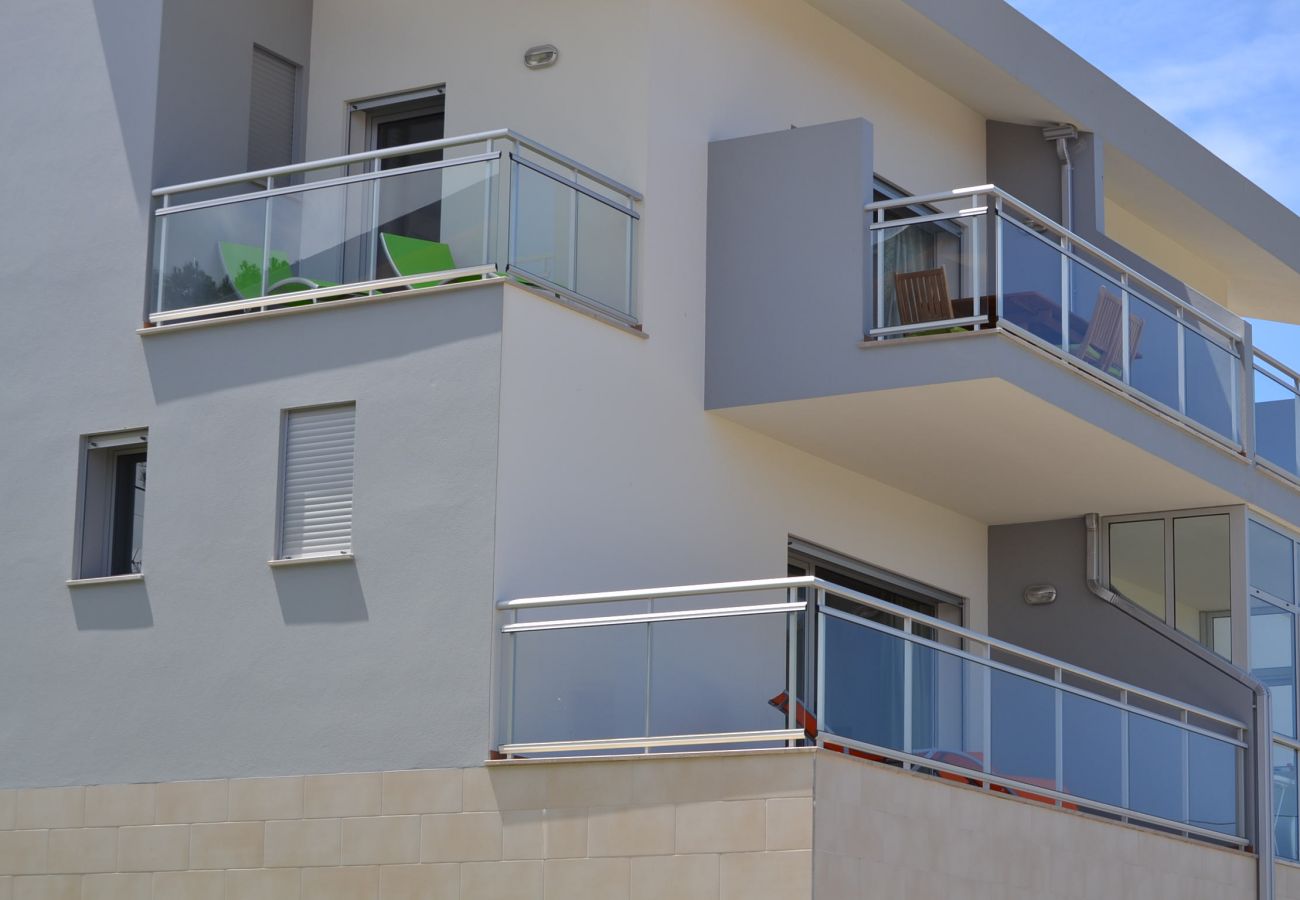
1277,743,1299,861
1001,223,1064,346
510,624,646,745
1255,370,1300,476
1251,597,1297,738
1187,732,1237,836
1109,520,1166,618
1173,515,1232,660
1184,328,1237,441
822,615,904,749
1128,713,1183,823
1250,520,1295,604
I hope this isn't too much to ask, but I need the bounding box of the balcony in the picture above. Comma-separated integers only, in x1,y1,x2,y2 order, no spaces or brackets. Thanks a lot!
148,130,640,327
495,576,1252,849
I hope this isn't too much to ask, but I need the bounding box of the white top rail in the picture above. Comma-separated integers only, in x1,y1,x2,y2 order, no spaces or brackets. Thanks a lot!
500,575,1247,732
866,184,1245,343
153,128,643,203
1255,346,1300,390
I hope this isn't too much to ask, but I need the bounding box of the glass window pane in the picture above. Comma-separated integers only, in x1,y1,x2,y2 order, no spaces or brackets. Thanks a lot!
574,191,632,316
1001,222,1064,346
154,196,266,311
514,164,573,289
510,624,646,746
1128,296,1181,413
1062,693,1123,807
1109,519,1165,619
1276,743,1299,861
1250,596,1297,738
1255,370,1300,476
1250,520,1295,604
1187,732,1237,836
1068,263,1130,379
989,668,1056,787
822,614,904,749
1184,327,1238,441
1128,713,1183,822
1174,514,1232,660
911,643,986,777
875,222,964,329
648,614,787,740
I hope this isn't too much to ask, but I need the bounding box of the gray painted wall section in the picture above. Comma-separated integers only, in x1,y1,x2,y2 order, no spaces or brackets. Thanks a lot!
705,119,874,409
988,517,1252,722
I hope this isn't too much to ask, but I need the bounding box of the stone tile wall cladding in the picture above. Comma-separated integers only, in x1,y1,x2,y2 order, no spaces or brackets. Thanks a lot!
0,750,816,900
0,747,1273,900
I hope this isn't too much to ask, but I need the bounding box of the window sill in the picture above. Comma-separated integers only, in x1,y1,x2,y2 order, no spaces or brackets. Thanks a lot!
66,573,145,588
268,554,355,568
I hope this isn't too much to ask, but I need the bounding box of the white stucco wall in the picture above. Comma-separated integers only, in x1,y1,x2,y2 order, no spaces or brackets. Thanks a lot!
303,0,991,622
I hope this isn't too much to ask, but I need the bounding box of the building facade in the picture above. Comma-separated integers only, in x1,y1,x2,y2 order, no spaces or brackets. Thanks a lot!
3,0,1300,897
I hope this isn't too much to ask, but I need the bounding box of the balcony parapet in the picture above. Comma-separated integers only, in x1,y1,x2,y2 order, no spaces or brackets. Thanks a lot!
495,575,1251,849
149,129,640,327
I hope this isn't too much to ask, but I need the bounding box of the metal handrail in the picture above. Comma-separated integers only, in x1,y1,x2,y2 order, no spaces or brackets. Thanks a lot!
867,184,1245,343
152,128,641,203
1255,347,1300,392
500,575,1247,733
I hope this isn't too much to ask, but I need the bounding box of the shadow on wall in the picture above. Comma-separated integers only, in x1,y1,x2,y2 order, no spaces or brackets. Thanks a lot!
142,286,505,403
92,0,163,213
272,560,369,625
71,580,154,630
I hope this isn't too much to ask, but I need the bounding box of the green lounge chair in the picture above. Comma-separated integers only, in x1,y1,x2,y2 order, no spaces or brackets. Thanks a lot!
218,241,335,301
380,233,486,289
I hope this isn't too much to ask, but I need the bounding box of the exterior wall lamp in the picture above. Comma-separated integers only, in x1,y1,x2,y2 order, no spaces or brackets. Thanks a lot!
524,45,559,69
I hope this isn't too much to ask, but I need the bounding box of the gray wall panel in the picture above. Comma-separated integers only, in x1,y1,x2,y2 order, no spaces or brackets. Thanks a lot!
706,119,874,409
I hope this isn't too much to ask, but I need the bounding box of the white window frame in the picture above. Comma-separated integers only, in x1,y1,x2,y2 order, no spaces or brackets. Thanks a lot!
73,428,149,580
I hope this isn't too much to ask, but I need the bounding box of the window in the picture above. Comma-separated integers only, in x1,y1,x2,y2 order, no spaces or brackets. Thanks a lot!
247,46,301,171
278,404,356,560
76,430,148,578
1104,508,1238,661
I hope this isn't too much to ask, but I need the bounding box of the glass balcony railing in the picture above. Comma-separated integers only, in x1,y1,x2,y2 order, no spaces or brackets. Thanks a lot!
496,576,1250,848
1255,349,1300,482
149,129,640,326
868,186,1246,448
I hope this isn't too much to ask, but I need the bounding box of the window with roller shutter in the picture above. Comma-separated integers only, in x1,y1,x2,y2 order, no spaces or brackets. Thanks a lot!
278,404,355,560
248,45,300,171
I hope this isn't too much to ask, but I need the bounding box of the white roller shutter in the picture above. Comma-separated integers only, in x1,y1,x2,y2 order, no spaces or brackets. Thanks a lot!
248,46,299,171
279,404,355,559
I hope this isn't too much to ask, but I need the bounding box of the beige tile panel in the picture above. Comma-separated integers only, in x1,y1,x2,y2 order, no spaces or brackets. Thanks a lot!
629,853,719,900
300,865,377,900
543,857,629,900
190,822,263,870
0,794,16,831
501,811,543,860
377,863,459,900
460,860,541,900
224,867,301,900
84,785,155,828
586,806,673,858
765,798,812,851
718,850,812,900
675,801,765,854
303,775,380,820
0,831,47,877
155,782,227,826
541,809,586,860
117,825,189,873
381,772,460,816
264,820,340,869
543,765,633,809
461,769,545,813
420,813,501,864
228,778,303,823
81,873,152,900
152,869,223,900
46,828,115,874
630,752,815,805
11,875,80,900
341,817,419,866
14,791,81,832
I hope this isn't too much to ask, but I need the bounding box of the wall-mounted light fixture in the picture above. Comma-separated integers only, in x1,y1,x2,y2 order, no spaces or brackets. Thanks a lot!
524,44,559,70
1023,584,1057,606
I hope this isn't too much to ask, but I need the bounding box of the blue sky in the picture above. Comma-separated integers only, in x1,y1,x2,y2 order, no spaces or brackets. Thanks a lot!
1005,0,1300,365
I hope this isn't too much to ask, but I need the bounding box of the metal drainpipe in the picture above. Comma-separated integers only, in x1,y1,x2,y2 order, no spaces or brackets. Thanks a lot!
1043,124,1078,229
1085,513,1274,900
